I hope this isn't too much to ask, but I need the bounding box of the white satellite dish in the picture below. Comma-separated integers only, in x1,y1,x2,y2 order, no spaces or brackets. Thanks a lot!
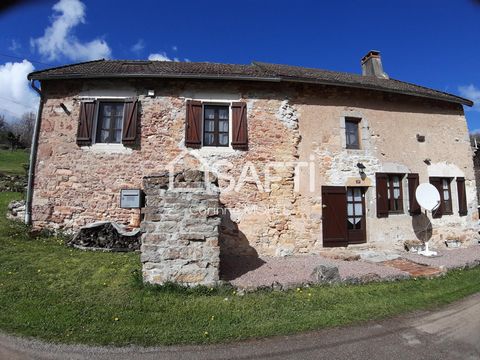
415,183,440,211
414,183,441,257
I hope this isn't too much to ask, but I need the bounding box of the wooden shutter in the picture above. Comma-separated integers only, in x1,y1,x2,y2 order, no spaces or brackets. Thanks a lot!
231,102,248,150
122,99,139,145
322,186,348,247
407,173,421,215
429,177,443,218
457,177,468,216
76,101,96,146
376,173,389,218
185,100,202,148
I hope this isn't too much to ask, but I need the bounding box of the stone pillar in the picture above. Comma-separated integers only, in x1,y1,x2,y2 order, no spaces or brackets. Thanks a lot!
141,171,221,286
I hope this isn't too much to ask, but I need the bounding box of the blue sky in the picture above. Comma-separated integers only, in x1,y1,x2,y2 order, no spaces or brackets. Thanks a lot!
1,0,479,130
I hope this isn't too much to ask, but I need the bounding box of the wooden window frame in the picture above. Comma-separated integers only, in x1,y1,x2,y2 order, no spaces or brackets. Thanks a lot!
95,101,125,144
203,104,230,147
429,177,454,217
386,174,404,214
441,178,453,215
345,117,361,150
346,187,365,230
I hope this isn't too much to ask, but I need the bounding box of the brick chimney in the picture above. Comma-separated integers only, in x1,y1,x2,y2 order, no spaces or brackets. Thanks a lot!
361,50,389,79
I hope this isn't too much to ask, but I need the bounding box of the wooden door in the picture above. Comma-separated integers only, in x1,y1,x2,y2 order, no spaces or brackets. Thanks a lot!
322,186,348,247
346,187,366,244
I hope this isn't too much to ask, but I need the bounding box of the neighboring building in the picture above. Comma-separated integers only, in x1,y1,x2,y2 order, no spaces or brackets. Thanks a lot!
27,51,478,257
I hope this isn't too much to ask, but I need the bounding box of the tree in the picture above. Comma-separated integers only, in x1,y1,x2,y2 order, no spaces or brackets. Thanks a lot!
9,112,36,148
6,131,20,151
470,132,480,149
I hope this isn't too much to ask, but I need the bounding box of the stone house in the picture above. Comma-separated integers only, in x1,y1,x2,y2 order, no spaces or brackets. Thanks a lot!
27,51,477,260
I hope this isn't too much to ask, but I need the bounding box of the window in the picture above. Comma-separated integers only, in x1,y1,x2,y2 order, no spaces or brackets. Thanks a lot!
345,118,360,149
96,102,125,144
203,105,229,147
347,187,364,230
441,178,453,214
387,174,404,213
429,177,453,217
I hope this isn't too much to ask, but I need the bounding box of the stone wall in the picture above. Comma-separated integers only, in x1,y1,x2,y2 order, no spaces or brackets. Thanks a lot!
141,170,221,286
31,78,479,256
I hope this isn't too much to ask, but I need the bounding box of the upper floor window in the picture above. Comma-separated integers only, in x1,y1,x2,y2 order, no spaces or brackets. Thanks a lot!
96,102,124,144
345,117,360,149
185,100,248,150
76,99,138,147
203,105,229,147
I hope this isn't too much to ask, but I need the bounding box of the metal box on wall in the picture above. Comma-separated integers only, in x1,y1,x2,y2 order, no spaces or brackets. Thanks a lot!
120,189,144,209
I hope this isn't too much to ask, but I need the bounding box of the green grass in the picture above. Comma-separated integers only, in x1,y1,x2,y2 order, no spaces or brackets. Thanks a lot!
0,149,29,175
0,191,479,346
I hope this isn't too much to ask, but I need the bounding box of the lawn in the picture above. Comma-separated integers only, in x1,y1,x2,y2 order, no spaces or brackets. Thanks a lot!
0,191,479,346
0,149,29,175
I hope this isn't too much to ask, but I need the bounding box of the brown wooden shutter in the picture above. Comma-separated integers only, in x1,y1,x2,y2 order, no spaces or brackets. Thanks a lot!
407,173,421,215
456,177,467,216
185,100,202,148
231,102,248,150
76,101,96,146
322,186,348,247
376,173,389,218
122,99,139,145
429,177,443,218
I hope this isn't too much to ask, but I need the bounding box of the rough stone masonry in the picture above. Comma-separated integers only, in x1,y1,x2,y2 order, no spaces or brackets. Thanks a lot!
141,170,221,286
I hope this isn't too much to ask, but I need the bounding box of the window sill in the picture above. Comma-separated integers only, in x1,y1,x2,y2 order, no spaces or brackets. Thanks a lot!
195,146,237,155
81,143,133,154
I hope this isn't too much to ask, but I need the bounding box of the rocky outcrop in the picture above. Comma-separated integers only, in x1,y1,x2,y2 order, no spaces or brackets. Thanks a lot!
0,173,27,193
7,199,26,221
310,262,341,284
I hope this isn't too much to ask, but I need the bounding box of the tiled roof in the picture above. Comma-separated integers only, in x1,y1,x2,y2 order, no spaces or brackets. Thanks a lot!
27,59,473,106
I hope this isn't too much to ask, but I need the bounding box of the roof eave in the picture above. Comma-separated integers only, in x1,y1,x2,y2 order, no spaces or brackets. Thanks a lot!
27,73,282,83
27,72,474,107
277,76,474,107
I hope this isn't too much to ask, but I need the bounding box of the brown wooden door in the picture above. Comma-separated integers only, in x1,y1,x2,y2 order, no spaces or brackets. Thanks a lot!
346,187,366,244
322,186,348,247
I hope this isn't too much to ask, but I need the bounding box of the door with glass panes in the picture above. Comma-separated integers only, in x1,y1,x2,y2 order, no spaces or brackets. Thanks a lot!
322,186,366,247
346,187,366,244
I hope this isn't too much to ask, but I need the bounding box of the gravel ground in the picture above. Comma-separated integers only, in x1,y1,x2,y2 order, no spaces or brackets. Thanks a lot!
403,245,480,270
222,245,480,290
221,254,409,290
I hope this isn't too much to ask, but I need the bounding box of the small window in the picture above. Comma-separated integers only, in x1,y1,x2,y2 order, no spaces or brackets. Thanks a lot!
387,174,404,213
96,102,124,143
203,105,229,147
345,118,360,149
441,178,453,214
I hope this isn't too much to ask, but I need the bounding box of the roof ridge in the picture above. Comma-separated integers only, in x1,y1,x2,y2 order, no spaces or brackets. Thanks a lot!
27,58,105,80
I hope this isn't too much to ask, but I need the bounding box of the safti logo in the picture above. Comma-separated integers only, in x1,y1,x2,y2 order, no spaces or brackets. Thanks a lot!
166,149,317,194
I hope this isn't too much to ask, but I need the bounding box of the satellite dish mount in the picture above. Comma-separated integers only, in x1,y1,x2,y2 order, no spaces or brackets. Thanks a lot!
415,183,441,257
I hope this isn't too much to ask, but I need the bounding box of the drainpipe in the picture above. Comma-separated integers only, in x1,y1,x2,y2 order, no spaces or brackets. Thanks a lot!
25,80,44,225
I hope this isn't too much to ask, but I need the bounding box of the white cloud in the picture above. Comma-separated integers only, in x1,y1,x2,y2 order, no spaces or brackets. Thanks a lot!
8,39,21,53
148,52,187,62
0,60,39,119
459,84,480,111
172,45,178,52
131,39,145,54
31,0,111,62
148,52,173,61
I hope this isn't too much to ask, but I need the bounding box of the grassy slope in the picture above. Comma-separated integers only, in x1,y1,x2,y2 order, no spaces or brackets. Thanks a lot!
0,150,29,175
0,191,479,346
